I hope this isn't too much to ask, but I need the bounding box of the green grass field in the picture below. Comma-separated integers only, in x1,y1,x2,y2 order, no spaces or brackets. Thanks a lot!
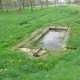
0,5,80,80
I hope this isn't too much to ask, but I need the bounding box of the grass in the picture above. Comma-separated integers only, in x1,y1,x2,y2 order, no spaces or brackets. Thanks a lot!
0,4,80,80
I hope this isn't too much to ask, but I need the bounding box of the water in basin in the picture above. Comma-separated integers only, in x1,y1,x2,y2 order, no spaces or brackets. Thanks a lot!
39,30,66,50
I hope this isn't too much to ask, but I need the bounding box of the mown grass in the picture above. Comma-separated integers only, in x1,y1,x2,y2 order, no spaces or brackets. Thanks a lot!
0,5,80,80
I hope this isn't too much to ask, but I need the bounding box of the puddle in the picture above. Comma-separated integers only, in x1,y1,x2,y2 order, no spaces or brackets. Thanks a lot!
39,30,66,50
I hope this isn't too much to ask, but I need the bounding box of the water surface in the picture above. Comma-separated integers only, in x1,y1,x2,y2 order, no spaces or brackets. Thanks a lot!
39,30,66,50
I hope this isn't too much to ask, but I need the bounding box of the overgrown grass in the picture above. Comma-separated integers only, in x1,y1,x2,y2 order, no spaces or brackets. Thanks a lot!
0,5,80,80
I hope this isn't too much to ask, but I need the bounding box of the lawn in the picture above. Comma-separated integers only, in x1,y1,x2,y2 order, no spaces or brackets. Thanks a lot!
0,5,80,80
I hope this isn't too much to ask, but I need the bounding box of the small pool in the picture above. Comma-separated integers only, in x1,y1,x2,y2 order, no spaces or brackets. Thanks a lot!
39,30,66,50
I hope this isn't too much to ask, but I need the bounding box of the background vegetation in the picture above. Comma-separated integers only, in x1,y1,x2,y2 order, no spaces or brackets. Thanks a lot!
0,0,80,11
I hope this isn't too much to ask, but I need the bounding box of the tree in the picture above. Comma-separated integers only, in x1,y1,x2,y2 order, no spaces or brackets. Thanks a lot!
22,0,24,9
17,0,22,10
6,0,8,12
55,0,57,8
39,0,44,9
74,0,80,4
66,0,71,4
0,0,2,10
30,0,34,11
46,0,49,7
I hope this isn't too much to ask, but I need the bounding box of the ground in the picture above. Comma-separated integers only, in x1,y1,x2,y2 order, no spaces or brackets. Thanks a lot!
0,4,80,80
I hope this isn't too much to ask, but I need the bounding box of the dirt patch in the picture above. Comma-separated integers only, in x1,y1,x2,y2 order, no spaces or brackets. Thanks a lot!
76,21,80,24
33,48,43,57
19,48,46,58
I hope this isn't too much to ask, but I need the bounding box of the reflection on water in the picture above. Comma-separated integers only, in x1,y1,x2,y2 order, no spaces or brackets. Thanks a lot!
39,30,66,50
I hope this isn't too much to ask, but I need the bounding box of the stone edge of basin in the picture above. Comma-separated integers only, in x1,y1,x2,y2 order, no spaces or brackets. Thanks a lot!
12,26,69,50
62,27,70,50
32,26,68,42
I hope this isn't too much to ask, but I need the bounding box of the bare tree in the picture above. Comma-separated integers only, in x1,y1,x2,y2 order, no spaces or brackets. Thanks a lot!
74,0,80,4
46,0,49,7
39,0,44,9
22,0,24,9
6,0,8,12
0,0,2,10
30,0,34,11
55,0,57,8
66,0,71,4
17,0,22,10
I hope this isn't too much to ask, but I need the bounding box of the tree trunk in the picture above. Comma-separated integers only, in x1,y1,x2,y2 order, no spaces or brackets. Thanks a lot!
55,0,56,8
22,0,24,9
77,0,80,4
0,0,2,10
46,0,49,7
27,4,30,9
18,0,22,10
30,0,33,11
40,0,43,9
60,0,61,3
33,1,35,8
6,0,8,12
